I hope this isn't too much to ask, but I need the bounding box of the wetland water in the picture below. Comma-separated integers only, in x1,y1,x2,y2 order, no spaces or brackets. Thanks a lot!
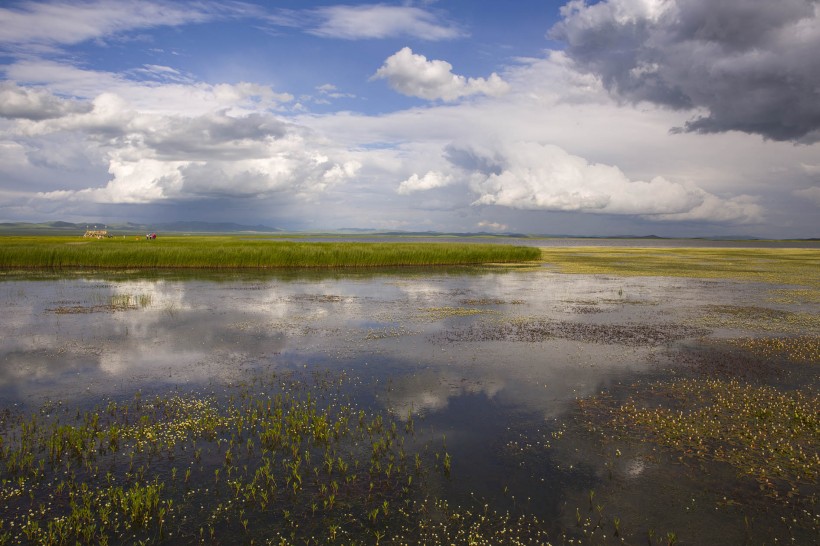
1,263,817,544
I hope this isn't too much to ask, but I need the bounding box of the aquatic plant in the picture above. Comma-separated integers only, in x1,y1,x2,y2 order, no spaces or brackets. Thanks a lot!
0,372,455,544
726,336,819,363
581,378,819,504
695,305,819,335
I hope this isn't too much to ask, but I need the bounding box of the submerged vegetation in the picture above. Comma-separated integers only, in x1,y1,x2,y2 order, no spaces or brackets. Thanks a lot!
0,372,657,545
611,378,818,497
0,236,540,269
576,376,819,533
0,373,453,545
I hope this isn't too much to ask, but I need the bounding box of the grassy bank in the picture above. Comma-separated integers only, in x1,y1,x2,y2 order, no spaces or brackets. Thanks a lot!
0,236,540,269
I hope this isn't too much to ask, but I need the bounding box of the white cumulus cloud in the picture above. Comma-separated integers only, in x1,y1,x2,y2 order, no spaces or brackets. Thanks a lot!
397,171,452,194
460,141,762,223
26,91,358,204
477,221,508,232
372,47,509,102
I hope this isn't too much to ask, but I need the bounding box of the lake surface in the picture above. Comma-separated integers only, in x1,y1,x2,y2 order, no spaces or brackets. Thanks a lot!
1,264,816,544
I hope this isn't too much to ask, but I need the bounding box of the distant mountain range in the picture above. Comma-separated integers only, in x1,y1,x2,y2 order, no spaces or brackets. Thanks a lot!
0,221,283,234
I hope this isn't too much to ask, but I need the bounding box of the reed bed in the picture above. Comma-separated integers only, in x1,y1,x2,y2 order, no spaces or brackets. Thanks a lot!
0,236,540,269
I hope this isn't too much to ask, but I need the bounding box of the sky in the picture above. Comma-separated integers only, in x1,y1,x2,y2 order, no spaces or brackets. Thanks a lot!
0,0,819,238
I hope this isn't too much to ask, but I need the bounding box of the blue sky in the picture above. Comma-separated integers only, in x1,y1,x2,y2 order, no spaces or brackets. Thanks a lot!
1,0,819,237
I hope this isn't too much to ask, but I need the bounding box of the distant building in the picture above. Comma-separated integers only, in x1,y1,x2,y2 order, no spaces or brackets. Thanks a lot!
83,230,110,239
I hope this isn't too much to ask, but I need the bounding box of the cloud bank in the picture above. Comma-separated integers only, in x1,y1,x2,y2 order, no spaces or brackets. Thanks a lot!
13,87,359,204
442,141,762,223
551,0,820,142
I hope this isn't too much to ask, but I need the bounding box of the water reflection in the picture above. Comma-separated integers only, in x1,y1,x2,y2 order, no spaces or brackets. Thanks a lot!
0,268,735,411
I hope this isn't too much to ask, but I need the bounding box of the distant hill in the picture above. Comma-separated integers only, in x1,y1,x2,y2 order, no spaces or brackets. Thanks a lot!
0,221,282,234
148,221,283,233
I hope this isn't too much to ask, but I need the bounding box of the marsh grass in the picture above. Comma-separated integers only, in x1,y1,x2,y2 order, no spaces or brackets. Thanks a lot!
0,236,540,269
541,247,820,288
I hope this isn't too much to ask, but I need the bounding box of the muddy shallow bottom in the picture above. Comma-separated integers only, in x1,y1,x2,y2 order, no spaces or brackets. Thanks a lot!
0,266,817,544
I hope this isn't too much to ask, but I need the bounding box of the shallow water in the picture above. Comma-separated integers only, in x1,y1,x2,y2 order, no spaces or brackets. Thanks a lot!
0,265,816,543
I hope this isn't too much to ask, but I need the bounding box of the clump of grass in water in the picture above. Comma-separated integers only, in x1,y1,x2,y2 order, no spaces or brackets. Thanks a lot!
109,293,152,310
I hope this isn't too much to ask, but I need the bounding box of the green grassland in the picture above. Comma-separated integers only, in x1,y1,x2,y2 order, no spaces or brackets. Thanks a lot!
0,236,541,269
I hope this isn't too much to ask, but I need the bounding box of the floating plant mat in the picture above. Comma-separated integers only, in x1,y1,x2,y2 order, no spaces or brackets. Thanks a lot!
540,247,820,288
437,318,709,346
575,377,819,511
767,288,820,305
695,304,820,335
726,336,820,363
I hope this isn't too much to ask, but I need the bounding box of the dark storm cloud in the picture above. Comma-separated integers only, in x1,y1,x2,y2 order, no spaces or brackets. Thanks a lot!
550,0,820,142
